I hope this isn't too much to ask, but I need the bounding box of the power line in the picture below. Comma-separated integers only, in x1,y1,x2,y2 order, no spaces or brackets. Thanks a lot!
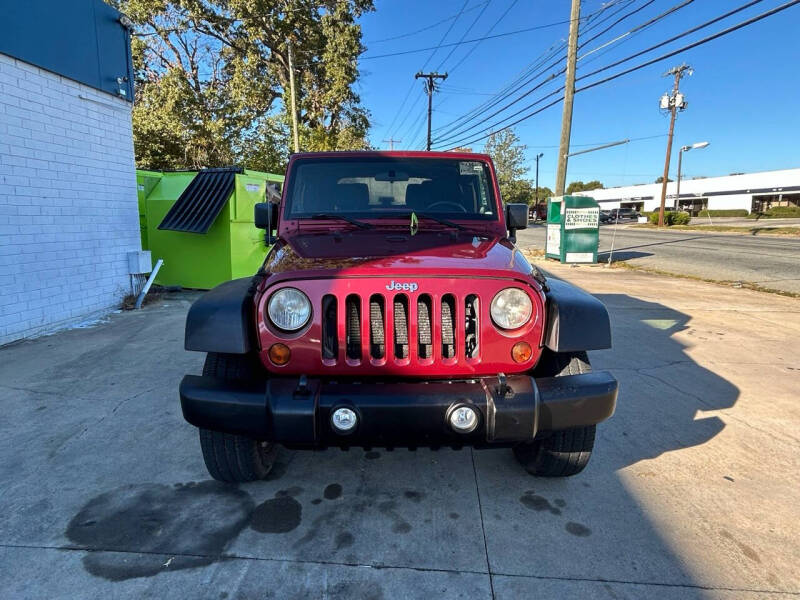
384,0,471,140
361,18,586,61
577,0,658,49
436,0,800,150
433,0,762,147
575,0,766,82
447,0,519,73
429,0,632,140
365,1,490,44
435,0,494,71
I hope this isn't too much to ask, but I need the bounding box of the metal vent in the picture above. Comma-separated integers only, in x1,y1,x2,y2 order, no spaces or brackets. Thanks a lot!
346,295,361,360
369,295,385,359
441,295,456,359
465,295,479,359
322,295,338,360
393,295,409,359
417,295,432,359
157,167,243,234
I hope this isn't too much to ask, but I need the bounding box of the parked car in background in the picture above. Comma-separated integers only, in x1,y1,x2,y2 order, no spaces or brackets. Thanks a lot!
599,210,612,224
608,207,640,222
528,202,547,222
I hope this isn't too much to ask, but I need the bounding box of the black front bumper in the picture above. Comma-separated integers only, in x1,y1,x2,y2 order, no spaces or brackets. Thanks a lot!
179,372,617,448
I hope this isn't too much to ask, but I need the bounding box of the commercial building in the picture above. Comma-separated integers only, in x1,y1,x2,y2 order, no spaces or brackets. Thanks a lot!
0,1,139,345
575,168,800,215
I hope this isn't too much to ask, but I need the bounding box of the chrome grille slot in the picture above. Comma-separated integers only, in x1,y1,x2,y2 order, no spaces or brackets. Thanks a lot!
346,294,361,360
465,294,479,359
393,294,409,359
321,295,338,360
369,295,385,359
417,294,432,359
441,294,456,359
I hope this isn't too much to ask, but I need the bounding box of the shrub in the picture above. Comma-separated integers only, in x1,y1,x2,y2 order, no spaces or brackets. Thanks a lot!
697,209,748,217
672,211,691,225
767,205,800,217
648,212,659,224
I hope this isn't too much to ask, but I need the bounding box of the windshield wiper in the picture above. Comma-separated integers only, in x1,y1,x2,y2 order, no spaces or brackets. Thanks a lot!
372,212,467,231
308,213,372,229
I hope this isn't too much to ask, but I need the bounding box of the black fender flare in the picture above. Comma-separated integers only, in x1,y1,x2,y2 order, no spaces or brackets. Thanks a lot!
543,277,611,353
185,278,257,354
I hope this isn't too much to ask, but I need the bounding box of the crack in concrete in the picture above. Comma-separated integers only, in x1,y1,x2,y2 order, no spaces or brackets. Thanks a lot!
1,542,798,595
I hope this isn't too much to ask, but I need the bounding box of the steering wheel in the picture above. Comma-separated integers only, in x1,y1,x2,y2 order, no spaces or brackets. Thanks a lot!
427,201,467,213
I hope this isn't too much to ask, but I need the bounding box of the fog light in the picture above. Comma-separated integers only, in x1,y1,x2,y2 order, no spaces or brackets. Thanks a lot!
449,405,478,433
511,341,532,363
331,407,358,433
268,343,291,365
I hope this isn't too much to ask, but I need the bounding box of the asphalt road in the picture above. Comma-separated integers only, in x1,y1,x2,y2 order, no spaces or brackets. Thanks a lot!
517,224,800,293
1,267,799,598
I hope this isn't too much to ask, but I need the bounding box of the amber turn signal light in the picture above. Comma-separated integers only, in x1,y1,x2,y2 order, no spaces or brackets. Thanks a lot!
268,343,291,366
511,341,532,363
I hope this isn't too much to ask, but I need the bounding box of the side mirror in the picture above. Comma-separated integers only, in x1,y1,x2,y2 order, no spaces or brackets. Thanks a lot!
254,202,279,244
505,203,528,243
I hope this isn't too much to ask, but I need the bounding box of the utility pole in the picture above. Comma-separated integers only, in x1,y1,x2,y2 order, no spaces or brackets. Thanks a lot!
382,138,402,150
657,64,692,227
554,0,581,196
287,39,300,154
415,71,448,151
534,152,543,215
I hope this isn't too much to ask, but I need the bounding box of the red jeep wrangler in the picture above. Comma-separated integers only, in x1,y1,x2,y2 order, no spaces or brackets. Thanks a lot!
180,152,617,482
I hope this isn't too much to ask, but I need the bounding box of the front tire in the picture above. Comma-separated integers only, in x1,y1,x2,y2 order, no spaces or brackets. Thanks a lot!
514,351,597,477
198,353,277,483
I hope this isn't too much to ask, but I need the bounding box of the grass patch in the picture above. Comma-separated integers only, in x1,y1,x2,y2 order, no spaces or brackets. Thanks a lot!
608,261,800,298
630,224,800,236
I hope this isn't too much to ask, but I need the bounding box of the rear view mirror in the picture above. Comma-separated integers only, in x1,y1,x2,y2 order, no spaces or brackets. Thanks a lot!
254,202,279,244
505,203,528,243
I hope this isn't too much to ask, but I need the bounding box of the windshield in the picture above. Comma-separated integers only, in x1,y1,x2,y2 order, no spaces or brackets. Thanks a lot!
285,157,498,221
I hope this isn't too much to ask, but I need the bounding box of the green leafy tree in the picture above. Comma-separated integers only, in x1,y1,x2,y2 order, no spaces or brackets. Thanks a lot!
566,180,604,194
532,185,554,205
110,0,373,171
484,129,529,204
654,176,674,183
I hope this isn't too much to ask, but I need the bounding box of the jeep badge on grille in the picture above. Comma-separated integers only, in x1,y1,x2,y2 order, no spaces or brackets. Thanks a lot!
386,280,419,292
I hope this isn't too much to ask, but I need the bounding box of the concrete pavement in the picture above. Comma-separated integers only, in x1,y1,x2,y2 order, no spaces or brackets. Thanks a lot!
518,224,800,294
1,268,799,599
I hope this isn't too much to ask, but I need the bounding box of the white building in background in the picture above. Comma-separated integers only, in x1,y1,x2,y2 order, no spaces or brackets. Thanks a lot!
0,1,141,345
575,168,800,215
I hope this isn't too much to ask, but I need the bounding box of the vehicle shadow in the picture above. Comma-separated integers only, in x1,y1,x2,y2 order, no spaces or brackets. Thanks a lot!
470,291,744,596
597,249,654,262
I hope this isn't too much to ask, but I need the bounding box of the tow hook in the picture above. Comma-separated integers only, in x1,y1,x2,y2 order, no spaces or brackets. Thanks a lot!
496,373,513,398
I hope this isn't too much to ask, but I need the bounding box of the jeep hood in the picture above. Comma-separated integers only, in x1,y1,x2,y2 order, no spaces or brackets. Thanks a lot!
262,231,537,284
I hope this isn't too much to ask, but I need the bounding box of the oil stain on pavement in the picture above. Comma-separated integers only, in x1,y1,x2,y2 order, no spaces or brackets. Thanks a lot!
65,482,254,581
519,490,592,537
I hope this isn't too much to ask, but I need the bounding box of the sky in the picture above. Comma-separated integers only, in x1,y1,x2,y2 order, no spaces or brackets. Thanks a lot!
355,0,800,190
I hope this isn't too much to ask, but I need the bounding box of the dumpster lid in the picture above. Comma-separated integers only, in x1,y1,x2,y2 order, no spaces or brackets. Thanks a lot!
158,167,243,234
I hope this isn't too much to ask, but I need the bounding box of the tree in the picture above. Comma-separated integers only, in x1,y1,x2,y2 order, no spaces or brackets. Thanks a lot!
566,180,604,194
655,176,674,183
484,129,529,204
110,0,374,171
532,185,553,204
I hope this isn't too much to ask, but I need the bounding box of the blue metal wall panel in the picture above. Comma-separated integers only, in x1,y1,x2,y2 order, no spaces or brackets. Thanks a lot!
0,0,133,101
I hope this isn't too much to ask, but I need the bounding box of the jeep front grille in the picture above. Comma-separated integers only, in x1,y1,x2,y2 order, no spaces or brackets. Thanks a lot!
320,292,480,365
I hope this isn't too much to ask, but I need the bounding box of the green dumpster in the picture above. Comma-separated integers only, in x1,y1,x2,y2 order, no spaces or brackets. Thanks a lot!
136,167,284,289
545,195,600,264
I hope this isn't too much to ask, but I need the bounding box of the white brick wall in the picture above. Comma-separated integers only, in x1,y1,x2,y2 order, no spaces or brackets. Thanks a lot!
0,53,141,345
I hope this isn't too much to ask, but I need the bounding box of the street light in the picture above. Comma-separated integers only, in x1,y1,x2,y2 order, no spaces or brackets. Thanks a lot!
676,141,709,213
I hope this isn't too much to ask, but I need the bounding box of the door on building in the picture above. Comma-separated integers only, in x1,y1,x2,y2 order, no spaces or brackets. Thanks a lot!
678,197,707,216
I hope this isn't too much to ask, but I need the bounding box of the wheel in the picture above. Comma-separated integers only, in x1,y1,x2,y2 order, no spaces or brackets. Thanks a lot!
514,351,597,477
198,353,277,483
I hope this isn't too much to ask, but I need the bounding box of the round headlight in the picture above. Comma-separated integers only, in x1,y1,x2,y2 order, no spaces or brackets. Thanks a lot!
267,288,311,331
490,288,532,330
